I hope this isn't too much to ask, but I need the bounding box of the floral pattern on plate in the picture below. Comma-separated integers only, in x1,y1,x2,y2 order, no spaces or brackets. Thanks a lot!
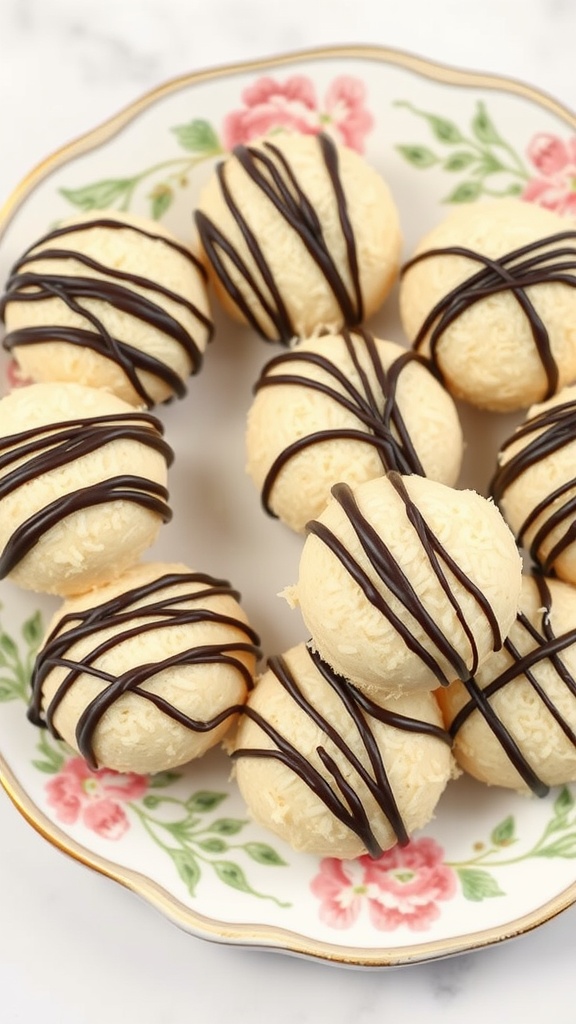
56,76,576,223
58,73,374,221
395,98,576,211
2,606,576,937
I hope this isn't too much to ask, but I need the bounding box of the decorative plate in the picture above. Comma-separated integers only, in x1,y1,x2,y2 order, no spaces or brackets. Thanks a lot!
1,44,576,969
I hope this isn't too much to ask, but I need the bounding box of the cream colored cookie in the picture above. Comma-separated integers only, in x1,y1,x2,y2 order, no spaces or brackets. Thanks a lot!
492,384,576,583
246,330,463,532
1,210,213,407
0,382,172,595
232,642,455,859
399,198,576,411
194,131,401,343
30,561,260,774
437,573,576,794
285,473,522,696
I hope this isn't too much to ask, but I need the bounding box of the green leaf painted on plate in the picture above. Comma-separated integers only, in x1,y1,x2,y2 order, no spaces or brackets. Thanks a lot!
394,102,465,144
395,144,438,168
185,790,228,814
491,815,516,847
197,837,229,854
0,680,17,701
149,185,173,220
473,151,505,176
0,610,43,703
457,867,505,901
471,101,504,145
21,611,43,651
59,178,135,211
213,860,253,894
171,119,221,154
208,818,247,836
148,770,182,789
169,848,201,897
31,759,60,774
443,150,476,172
164,819,200,842
420,114,464,145
33,731,65,774
443,179,483,203
502,182,523,196
554,786,574,816
0,632,18,660
243,842,288,867
142,795,162,809
534,833,576,858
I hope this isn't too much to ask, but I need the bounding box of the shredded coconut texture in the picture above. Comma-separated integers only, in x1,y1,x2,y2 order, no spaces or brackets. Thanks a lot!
233,642,456,858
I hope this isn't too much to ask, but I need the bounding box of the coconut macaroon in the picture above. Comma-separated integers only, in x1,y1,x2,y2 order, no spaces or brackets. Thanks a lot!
194,131,402,344
246,329,463,532
399,198,576,412
231,643,455,859
437,573,576,795
285,473,522,697
0,382,173,596
29,561,261,775
491,384,576,584
0,210,213,408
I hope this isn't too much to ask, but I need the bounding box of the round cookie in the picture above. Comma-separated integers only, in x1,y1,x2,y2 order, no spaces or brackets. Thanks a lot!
29,561,260,774
0,382,173,595
246,329,463,532
491,384,576,583
399,198,576,411
437,573,576,795
232,642,454,859
0,210,213,408
285,473,522,696
194,131,402,343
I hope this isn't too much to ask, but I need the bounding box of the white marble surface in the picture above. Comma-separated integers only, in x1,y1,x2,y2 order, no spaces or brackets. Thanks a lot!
1,1,576,1021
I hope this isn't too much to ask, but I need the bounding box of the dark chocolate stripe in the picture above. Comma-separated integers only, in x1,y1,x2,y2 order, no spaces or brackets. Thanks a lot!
232,645,450,857
194,133,363,344
449,573,576,797
0,217,214,407
306,473,503,687
0,412,173,578
15,217,207,274
402,232,576,399
28,571,261,769
254,329,428,516
490,397,576,570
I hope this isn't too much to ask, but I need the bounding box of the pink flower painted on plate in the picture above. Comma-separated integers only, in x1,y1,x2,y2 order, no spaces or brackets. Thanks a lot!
311,837,457,932
363,837,458,931
310,856,384,930
45,756,148,840
5,359,32,390
222,74,374,153
522,132,576,216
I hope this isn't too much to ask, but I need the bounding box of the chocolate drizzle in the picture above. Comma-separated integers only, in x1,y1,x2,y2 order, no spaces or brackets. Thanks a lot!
0,411,174,579
306,473,503,687
402,231,576,399
194,133,363,344
449,573,576,797
232,644,451,857
254,328,428,516
28,571,261,770
0,217,214,407
491,396,576,572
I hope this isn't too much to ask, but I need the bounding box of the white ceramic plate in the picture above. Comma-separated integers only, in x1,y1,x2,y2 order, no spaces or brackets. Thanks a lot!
1,44,576,968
